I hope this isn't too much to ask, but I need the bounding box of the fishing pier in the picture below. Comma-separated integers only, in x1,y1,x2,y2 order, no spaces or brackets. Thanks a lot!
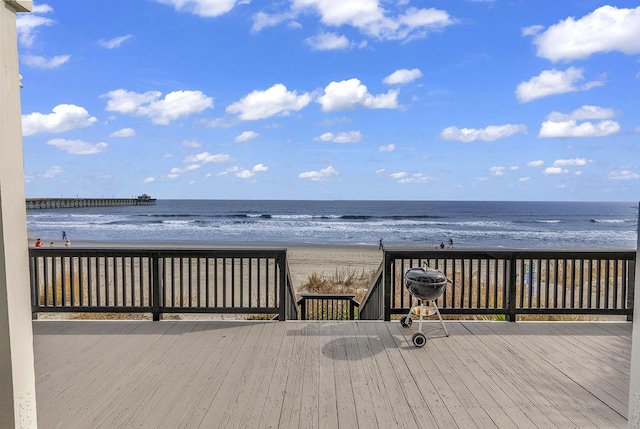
26,194,156,209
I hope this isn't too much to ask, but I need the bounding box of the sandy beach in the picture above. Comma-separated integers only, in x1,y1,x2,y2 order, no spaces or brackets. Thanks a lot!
32,239,384,288
285,245,382,286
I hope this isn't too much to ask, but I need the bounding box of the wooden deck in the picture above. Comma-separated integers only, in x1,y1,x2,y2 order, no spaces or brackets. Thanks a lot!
33,320,631,428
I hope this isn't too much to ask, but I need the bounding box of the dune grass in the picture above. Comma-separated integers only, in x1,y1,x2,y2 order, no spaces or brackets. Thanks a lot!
298,268,376,303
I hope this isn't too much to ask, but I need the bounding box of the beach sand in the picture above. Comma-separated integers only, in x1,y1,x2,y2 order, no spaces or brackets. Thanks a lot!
286,245,382,286
37,239,384,289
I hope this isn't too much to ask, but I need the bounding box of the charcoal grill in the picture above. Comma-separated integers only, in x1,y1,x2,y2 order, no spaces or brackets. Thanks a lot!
400,265,450,347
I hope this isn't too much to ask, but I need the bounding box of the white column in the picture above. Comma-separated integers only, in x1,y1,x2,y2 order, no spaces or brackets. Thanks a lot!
0,1,37,428
630,202,640,428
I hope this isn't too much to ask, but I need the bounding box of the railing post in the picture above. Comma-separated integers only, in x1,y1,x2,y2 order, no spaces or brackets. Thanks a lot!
29,254,37,320
349,300,356,320
300,298,306,320
384,251,393,321
278,253,287,321
628,260,636,322
152,253,161,321
507,256,517,322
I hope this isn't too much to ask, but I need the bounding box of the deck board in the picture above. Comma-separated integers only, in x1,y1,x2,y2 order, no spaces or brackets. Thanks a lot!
33,320,631,429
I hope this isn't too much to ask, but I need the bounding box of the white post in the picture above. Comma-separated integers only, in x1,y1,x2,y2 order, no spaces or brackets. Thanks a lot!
0,1,37,428
630,202,640,428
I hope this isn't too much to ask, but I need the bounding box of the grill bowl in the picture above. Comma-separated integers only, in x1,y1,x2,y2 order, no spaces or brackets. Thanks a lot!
405,267,447,301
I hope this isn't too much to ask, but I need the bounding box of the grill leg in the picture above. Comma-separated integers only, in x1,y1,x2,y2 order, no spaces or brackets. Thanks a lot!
417,299,425,334
406,297,415,321
432,302,449,337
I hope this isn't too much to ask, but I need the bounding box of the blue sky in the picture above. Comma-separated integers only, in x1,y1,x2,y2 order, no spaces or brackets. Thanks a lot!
16,0,640,201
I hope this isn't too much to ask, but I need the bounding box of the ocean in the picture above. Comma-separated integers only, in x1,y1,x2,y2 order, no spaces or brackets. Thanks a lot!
26,200,638,250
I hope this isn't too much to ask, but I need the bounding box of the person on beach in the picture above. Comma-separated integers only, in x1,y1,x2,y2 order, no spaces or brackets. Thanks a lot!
65,240,71,248
49,242,55,247
448,238,453,248
440,242,445,249
379,238,384,250
62,230,66,240
35,238,42,247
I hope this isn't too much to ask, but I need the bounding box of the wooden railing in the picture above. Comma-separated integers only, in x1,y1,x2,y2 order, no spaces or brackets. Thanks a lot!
297,293,359,320
358,263,384,320
359,249,636,321
29,248,636,322
29,248,298,321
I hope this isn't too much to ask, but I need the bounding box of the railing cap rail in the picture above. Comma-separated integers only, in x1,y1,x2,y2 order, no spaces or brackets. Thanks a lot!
383,248,636,259
29,247,288,257
299,293,356,299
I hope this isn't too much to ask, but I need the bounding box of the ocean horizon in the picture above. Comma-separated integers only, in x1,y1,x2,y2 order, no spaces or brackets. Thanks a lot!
26,200,638,250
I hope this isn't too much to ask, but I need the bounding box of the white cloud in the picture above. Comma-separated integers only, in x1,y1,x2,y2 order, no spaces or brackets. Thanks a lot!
527,160,544,167
47,138,108,155
142,177,155,184
99,35,132,49
439,123,526,142
43,166,63,178
167,164,202,179
553,158,589,167
226,84,311,120
155,0,241,17
521,25,543,37
234,163,269,179
489,166,505,176
390,172,407,180
104,89,160,114
22,104,97,136
183,152,231,164
544,166,568,175
389,171,432,183
515,67,603,103
379,144,395,152
32,4,54,13
104,89,213,125
16,5,54,47
110,128,136,138
306,32,351,50
531,5,640,62
547,105,616,122
298,165,338,181
315,131,362,143
539,105,620,138
539,120,619,138
251,11,294,32
318,78,398,112
139,91,213,124
182,140,201,148
235,169,254,179
608,170,640,181
235,131,260,143
291,1,454,41
383,68,422,85
21,54,70,69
